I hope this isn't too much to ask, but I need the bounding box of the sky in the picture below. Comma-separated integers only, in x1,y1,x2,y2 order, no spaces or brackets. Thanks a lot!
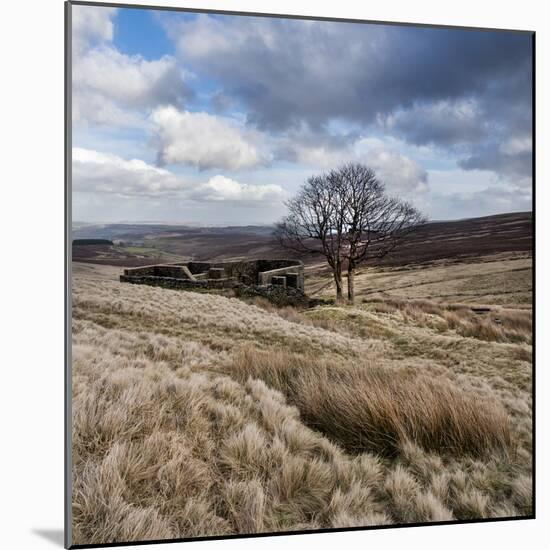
71,5,533,225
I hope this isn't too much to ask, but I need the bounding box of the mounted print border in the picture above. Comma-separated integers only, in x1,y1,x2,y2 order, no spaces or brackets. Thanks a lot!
65,2,535,548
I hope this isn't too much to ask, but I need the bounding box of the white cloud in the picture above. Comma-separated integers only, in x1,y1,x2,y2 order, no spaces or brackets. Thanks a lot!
73,148,185,196
73,89,144,129
285,142,350,169
74,48,184,111
73,48,185,128
432,186,532,220
276,131,429,196
192,175,286,203
72,6,187,128
380,99,488,146
363,148,429,195
73,148,284,204
72,5,116,54
499,136,532,156
151,106,268,170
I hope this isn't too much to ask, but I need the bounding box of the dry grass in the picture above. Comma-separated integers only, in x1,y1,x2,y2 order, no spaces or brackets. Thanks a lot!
366,297,531,344
309,253,532,307
247,293,531,347
226,348,511,458
72,323,391,543
71,265,532,545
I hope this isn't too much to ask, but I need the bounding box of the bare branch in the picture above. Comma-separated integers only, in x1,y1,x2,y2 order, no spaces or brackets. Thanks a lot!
273,162,427,303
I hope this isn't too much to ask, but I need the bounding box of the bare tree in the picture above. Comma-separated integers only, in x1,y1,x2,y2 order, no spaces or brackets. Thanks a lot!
330,163,427,303
275,163,426,304
274,174,347,302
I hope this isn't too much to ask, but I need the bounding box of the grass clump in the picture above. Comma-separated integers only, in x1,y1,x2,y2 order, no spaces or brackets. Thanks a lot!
227,348,512,458
366,297,531,344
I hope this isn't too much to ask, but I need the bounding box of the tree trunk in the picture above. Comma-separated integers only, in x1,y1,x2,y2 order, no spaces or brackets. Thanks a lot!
347,266,355,304
333,262,344,303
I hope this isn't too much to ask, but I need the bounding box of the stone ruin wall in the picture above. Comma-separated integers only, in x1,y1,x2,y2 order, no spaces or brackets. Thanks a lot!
119,259,305,294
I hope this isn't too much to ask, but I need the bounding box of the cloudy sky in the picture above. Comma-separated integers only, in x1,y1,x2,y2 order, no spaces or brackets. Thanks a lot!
71,5,533,225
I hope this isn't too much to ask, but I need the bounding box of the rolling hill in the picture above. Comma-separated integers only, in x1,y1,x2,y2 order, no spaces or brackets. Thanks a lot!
72,212,532,267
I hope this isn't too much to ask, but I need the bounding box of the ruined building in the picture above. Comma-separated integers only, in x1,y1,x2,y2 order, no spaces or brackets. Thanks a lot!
120,259,305,298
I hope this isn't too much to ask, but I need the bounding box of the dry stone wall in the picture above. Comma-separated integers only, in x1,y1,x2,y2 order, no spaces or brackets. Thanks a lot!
120,259,306,304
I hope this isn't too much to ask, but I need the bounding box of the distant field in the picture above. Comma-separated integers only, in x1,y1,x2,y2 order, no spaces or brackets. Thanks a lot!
307,252,532,307
72,243,184,267
72,212,532,268
366,211,532,267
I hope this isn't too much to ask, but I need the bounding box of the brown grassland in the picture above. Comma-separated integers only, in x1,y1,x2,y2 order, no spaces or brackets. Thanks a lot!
71,253,532,545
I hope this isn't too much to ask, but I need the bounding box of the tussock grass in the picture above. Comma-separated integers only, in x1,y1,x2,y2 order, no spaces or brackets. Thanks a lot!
71,273,532,544
227,348,511,458
367,297,531,344
72,321,390,544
